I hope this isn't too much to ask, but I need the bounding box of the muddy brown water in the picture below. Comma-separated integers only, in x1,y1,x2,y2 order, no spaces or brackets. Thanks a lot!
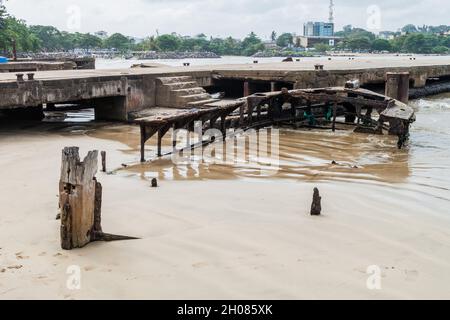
1,93,449,203
90,93,450,195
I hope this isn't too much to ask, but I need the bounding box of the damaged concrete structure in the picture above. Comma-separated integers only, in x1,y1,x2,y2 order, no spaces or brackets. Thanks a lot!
0,58,449,121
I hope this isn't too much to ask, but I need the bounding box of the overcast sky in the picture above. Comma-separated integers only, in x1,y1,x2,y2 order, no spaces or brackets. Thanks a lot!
4,0,450,39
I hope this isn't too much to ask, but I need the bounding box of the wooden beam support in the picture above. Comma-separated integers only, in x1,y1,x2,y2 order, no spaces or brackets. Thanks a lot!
157,124,172,157
332,102,337,132
221,114,227,141
140,125,146,162
140,125,159,162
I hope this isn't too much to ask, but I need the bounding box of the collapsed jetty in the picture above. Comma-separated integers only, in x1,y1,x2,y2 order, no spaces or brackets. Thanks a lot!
135,85,415,162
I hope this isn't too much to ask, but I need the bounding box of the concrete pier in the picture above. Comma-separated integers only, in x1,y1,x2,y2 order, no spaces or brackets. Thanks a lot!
0,57,95,73
0,61,77,73
385,72,410,104
0,56,449,121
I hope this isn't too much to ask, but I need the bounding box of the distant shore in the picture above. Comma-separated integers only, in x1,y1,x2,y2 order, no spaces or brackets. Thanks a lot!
10,51,450,63
132,51,221,60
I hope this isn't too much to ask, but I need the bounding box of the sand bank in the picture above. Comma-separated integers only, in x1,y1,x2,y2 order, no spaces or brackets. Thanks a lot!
1,120,450,299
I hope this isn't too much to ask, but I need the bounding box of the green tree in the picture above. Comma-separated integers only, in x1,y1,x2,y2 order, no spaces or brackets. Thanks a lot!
0,13,39,53
276,33,293,47
179,34,209,52
77,33,102,49
104,33,133,51
402,24,418,34
371,39,392,51
135,36,159,51
343,25,353,33
314,43,331,52
440,36,450,48
403,33,427,53
222,36,240,55
345,36,372,51
0,5,10,52
432,46,449,54
155,34,181,51
390,35,406,52
58,31,76,51
29,25,64,51
241,32,264,56
208,37,225,55
0,4,6,30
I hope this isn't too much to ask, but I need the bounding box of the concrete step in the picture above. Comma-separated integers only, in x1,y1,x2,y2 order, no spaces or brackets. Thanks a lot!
165,81,199,90
157,76,193,84
172,87,206,96
178,93,212,104
186,98,221,107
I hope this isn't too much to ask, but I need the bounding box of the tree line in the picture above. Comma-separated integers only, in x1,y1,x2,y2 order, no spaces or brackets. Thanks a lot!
1,4,449,56
331,25,450,54
0,4,269,56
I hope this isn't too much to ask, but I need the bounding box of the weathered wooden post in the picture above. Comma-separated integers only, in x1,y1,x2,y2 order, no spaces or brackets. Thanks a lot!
332,102,338,132
385,72,410,104
140,125,146,162
59,147,100,249
59,147,137,250
243,81,250,97
315,64,324,71
310,188,322,216
101,151,106,172
16,73,24,83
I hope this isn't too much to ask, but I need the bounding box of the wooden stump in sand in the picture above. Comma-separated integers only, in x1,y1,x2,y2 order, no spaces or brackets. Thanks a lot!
310,188,322,216
59,147,137,250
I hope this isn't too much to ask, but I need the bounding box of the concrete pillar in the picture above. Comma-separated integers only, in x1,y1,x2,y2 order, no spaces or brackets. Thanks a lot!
385,72,410,104
243,81,250,97
412,74,427,88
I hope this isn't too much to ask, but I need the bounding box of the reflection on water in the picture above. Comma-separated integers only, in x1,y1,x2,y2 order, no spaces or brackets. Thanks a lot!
43,108,95,123
114,128,410,184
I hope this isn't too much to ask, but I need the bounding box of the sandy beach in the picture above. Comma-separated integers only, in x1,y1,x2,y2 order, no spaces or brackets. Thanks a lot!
1,97,450,300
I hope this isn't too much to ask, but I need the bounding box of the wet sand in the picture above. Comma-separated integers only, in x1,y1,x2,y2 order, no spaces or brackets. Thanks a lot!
1,95,450,299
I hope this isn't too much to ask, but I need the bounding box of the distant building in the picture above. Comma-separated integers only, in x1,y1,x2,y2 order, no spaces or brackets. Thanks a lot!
304,22,315,37
303,21,335,37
